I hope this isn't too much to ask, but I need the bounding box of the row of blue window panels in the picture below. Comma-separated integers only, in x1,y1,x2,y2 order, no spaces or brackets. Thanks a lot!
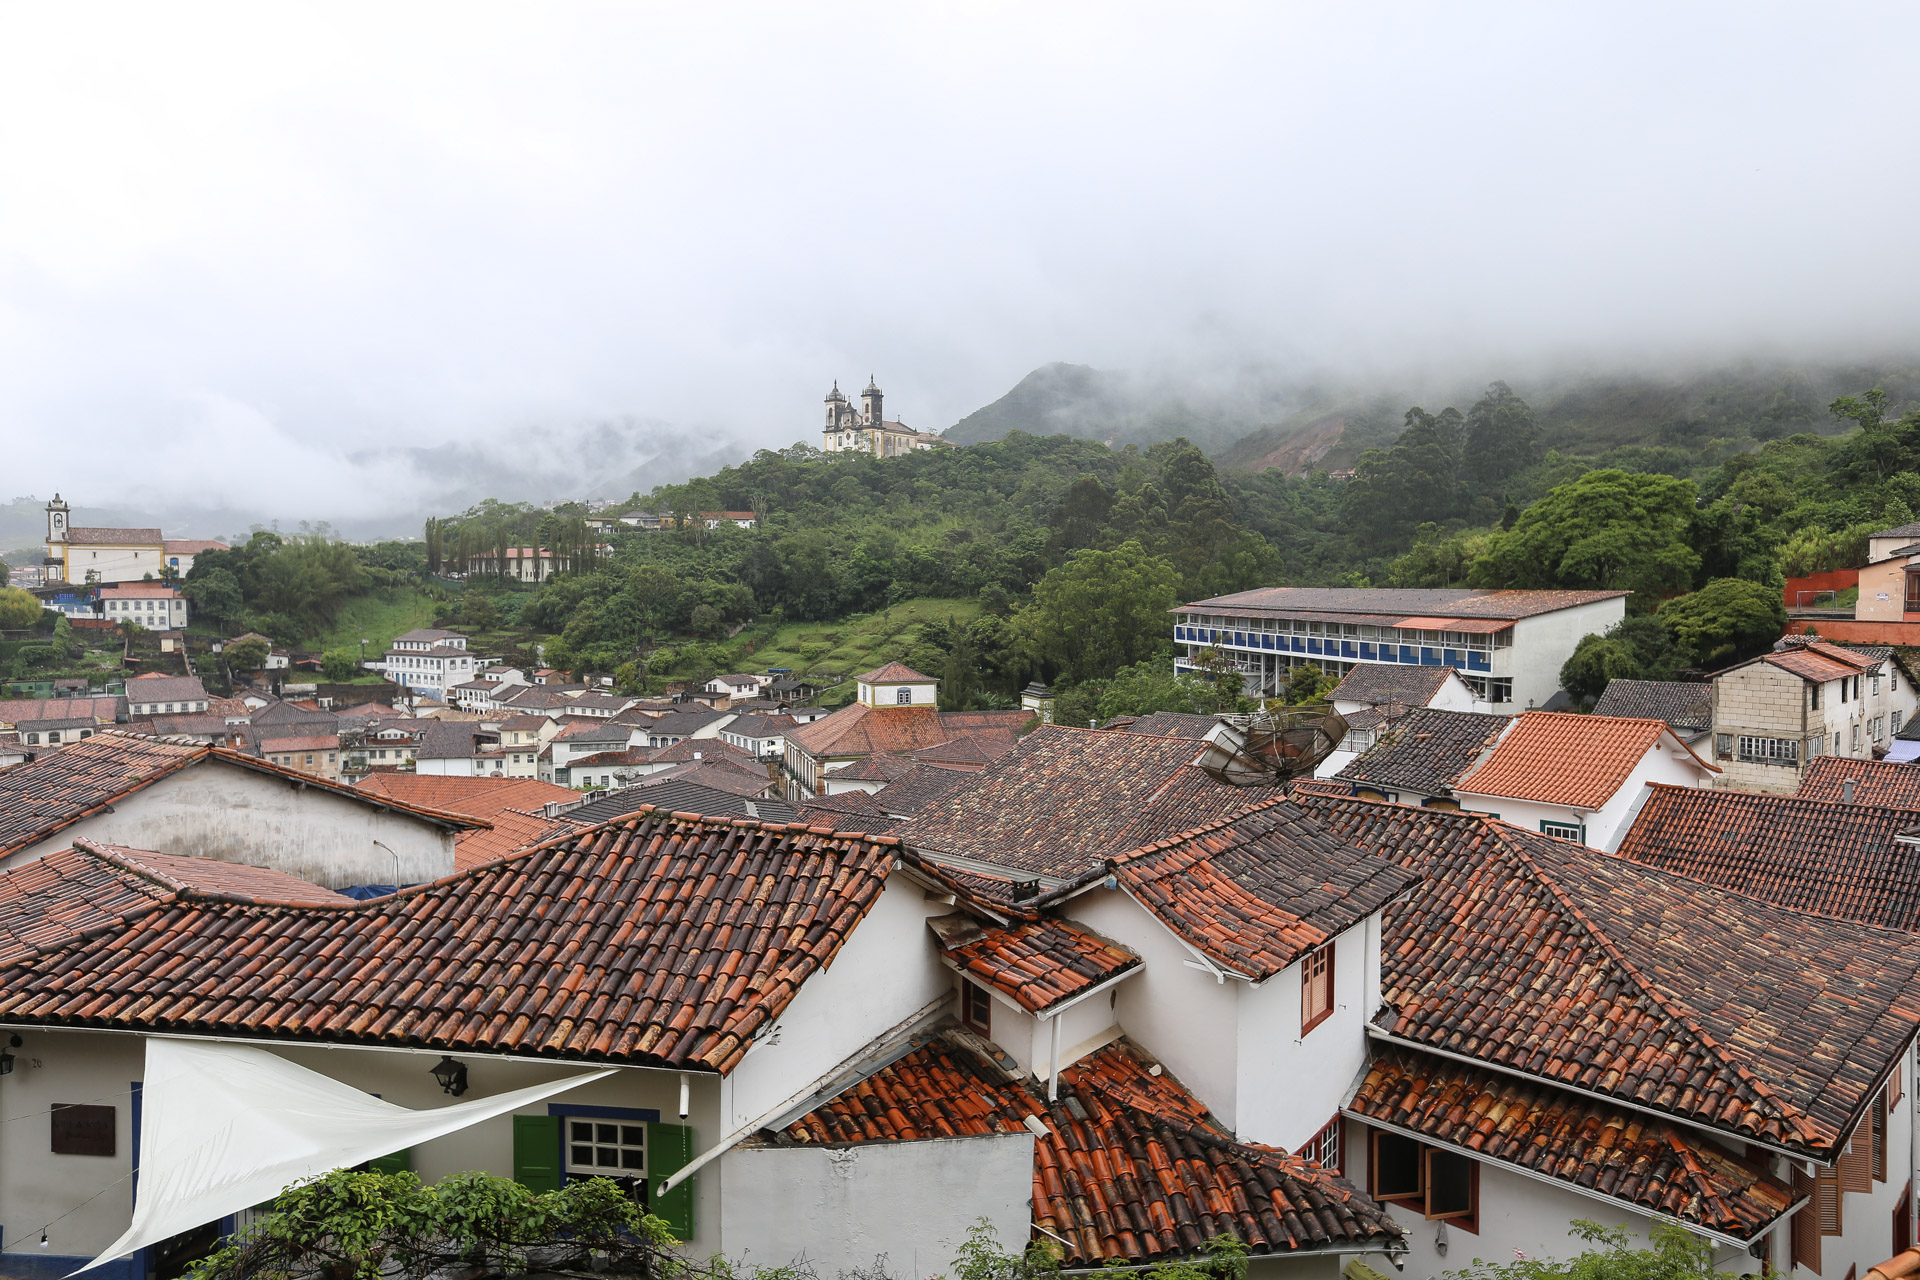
1174,626,1494,672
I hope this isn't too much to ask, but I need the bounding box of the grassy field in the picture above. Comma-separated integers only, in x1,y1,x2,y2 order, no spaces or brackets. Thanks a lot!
310,589,442,655
721,597,982,704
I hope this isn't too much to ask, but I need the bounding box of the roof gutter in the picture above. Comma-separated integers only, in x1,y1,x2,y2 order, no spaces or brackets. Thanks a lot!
656,989,953,1199
1052,1240,1406,1275
1345,1110,1795,1251
1364,1023,1828,1167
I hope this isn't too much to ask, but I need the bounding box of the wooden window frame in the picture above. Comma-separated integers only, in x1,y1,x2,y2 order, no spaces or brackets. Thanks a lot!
1423,1147,1479,1230
961,979,993,1036
1819,1160,1846,1236
1369,1130,1423,1202
1301,941,1336,1036
1305,1115,1342,1174
1793,1164,1821,1274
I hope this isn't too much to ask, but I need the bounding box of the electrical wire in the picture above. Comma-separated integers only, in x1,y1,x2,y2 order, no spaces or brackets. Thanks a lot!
1,1084,138,1125
31,1168,137,1244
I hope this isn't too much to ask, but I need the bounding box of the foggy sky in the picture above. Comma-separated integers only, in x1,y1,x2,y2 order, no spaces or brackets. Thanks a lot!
4,3,1917,526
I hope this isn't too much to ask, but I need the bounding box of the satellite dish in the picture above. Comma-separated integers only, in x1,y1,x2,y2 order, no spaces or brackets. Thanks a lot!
1200,705,1349,785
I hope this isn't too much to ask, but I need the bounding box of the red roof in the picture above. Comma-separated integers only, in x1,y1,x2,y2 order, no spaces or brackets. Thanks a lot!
453,807,589,871
353,773,576,819
0,809,901,1074
785,1031,1398,1264
1297,793,1920,1159
1109,799,1419,979
930,914,1139,1013
1349,1046,1795,1240
1798,756,1920,807
789,704,1029,759
1454,711,1714,808
855,662,934,684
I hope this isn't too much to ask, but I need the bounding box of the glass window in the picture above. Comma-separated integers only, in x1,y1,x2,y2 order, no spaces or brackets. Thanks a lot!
565,1119,646,1175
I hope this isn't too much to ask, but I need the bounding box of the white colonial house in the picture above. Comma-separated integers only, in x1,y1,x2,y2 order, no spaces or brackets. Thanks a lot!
376,629,477,695
99,583,189,629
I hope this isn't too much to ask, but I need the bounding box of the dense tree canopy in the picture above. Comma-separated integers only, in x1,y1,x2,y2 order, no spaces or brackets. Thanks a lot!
1471,469,1701,599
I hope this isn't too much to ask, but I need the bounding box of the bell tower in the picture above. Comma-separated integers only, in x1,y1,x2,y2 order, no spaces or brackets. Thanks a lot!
45,493,70,583
861,375,883,427
46,493,69,544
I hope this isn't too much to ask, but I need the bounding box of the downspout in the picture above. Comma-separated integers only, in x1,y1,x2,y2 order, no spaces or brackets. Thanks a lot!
1048,1014,1064,1103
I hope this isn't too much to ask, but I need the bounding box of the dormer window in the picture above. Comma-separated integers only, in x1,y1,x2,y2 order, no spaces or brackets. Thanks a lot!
895,687,911,705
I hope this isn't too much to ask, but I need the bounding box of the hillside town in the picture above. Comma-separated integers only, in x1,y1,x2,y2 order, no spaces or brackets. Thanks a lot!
9,492,1920,1280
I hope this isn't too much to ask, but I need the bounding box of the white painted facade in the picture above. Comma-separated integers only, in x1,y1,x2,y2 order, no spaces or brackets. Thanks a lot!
1454,733,1718,849
0,758,457,887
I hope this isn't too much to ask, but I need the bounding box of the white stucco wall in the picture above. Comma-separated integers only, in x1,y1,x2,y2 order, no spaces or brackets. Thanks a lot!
1457,738,1713,849
1066,887,1242,1129
719,1134,1033,1275
1234,920,1373,1151
0,761,457,887
0,1028,144,1261
1510,599,1628,712
722,874,950,1130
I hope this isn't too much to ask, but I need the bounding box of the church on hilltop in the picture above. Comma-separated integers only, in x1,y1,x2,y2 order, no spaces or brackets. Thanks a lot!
821,376,956,457
41,495,226,586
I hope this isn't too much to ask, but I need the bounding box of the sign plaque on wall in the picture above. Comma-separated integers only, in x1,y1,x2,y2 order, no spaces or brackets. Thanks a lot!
51,1103,116,1156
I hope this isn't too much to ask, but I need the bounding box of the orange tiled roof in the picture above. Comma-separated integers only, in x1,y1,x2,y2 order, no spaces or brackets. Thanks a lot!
454,807,589,871
784,1031,1398,1264
856,662,934,684
1349,1046,1796,1240
1798,756,1920,807
353,773,577,820
1108,799,1420,979
0,809,900,1074
930,914,1139,1012
789,704,1029,759
1454,711,1714,808
1296,793,1920,1159
0,841,350,964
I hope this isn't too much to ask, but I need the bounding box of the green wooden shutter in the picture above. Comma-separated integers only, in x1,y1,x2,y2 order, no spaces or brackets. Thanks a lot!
646,1122,695,1240
512,1114,561,1192
368,1147,412,1175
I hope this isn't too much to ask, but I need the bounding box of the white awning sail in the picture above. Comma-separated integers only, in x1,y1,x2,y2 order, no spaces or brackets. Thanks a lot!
80,1038,616,1273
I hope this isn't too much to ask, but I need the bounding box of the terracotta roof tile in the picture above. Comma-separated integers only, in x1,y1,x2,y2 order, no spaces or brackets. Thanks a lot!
856,662,935,683
1295,793,1920,1159
1108,800,1420,979
911,729,1020,765
1328,665,1458,707
899,725,1277,880
872,764,966,817
1348,1046,1796,1239
1591,679,1712,728
0,809,898,1074
930,914,1140,1013
352,774,576,820
1798,757,1920,807
1612,784,1920,931
1333,707,1509,797
790,704,1031,759
452,807,589,871
841,752,918,783
1102,711,1222,739
785,1031,1398,1264
67,526,162,544
797,789,902,834
1454,711,1714,808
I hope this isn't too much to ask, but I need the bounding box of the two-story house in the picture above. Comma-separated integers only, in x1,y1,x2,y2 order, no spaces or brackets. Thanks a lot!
98,583,189,629
377,629,477,696
124,675,209,718
1712,640,1893,793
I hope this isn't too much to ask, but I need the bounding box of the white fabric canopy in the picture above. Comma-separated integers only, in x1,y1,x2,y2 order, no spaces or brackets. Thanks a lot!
80,1038,615,1272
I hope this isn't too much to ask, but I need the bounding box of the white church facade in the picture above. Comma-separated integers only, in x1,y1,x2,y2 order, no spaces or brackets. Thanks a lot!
820,377,955,456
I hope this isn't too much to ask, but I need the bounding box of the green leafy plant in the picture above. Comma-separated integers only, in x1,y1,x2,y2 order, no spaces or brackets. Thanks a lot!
1446,1218,1736,1280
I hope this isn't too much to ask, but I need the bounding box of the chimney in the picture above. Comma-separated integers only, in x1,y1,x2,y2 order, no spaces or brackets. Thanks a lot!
693,750,702,761
1843,777,1858,803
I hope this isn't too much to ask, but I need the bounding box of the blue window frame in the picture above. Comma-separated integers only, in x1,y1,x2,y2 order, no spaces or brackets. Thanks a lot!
551,1103,662,1185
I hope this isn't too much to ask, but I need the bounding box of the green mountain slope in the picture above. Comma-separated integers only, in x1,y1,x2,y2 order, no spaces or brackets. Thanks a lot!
943,362,1295,455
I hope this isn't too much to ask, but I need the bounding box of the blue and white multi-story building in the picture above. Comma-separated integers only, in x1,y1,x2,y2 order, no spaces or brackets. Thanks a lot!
1173,587,1629,712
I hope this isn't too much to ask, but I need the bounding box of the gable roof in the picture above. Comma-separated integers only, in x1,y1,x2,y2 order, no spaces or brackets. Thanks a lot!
929,913,1140,1013
1612,783,1920,931
1103,710,1223,739
1798,756,1920,807
855,662,934,683
1349,1045,1795,1242
897,724,1276,881
783,1031,1398,1265
871,763,966,817
1333,707,1509,796
1294,793,1920,1159
1107,799,1421,979
564,782,797,827
1329,664,1459,708
911,729,1020,766
840,752,918,783
1591,679,1712,728
123,676,208,705
1454,711,1714,808
0,695,122,726
0,840,352,964
67,526,163,544
790,704,1029,759
0,809,901,1074
796,789,901,834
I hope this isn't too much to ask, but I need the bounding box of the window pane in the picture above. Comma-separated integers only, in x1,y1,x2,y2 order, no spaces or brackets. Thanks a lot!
597,1124,618,1143
571,1145,595,1165
1426,1149,1474,1219
571,1121,594,1142
1372,1132,1422,1199
620,1148,645,1170
621,1126,646,1146
595,1147,619,1167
